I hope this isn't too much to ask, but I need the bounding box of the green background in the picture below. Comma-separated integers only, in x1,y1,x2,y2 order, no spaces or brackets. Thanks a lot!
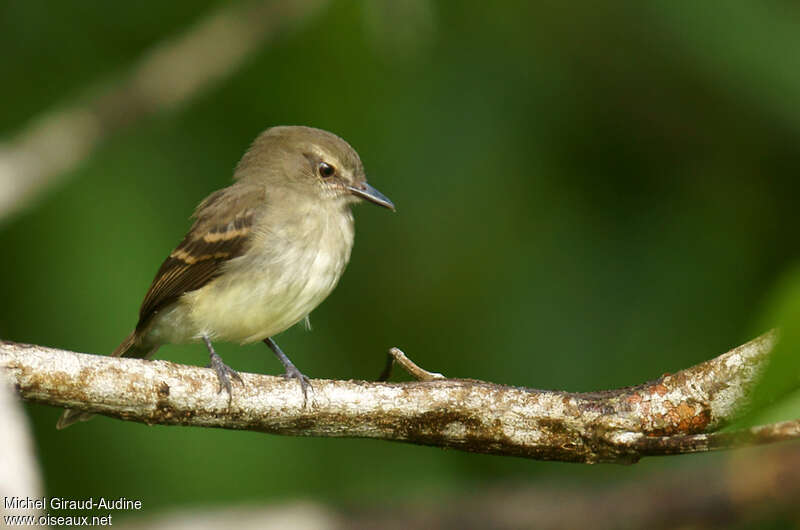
2,1,800,527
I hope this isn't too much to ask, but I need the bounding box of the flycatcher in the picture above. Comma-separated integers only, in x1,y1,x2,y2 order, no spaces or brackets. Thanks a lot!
57,126,394,429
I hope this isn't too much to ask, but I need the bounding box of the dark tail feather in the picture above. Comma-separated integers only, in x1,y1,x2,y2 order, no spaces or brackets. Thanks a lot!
56,331,159,429
112,331,138,358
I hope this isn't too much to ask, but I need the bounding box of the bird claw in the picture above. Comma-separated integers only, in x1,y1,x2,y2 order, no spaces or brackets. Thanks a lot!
209,351,242,402
283,365,311,405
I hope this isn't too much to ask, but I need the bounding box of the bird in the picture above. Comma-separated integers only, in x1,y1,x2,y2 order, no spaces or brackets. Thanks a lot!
57,125,394,429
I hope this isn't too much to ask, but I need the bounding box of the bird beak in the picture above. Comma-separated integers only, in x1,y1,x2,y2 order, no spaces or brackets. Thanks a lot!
347,182,395,211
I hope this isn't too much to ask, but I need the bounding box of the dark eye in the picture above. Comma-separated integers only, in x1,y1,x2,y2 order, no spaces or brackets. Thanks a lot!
317,162,335,178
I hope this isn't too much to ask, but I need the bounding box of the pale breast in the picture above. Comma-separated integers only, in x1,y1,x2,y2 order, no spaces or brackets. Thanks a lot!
181,203,355,344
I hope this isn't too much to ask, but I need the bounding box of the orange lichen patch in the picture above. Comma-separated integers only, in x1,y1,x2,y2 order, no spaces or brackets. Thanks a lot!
676,402,694,418
653,384,668,396
690,409,711,431
664,407,681,426
652,402,712,436
627,393,642,404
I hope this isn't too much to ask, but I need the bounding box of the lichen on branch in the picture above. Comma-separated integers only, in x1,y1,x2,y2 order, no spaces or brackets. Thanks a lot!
1,331,797,464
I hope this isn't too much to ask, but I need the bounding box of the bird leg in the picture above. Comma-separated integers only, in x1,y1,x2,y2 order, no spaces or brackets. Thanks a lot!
263,337,311,403
202,335,243,400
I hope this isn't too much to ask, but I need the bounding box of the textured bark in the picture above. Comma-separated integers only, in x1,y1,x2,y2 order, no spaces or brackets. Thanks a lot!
1,331,797,463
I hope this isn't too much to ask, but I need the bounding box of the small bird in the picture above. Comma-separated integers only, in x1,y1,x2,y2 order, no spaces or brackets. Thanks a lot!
57,126,394,429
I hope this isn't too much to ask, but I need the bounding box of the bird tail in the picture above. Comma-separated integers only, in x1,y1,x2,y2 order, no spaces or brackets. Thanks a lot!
56,331,159,429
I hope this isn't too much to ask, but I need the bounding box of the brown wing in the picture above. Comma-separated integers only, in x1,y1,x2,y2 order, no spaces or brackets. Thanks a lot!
136,184,264,331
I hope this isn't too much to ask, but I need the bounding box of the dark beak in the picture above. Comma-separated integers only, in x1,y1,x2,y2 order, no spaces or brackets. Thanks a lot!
347,182,395,211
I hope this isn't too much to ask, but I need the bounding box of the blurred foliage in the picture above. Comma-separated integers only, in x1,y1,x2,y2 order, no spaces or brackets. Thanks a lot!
1,0,800,526
742,267,800,425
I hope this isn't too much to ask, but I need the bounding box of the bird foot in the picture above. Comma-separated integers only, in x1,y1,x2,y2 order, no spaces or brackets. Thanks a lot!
283,364,312,405
208,351,243,400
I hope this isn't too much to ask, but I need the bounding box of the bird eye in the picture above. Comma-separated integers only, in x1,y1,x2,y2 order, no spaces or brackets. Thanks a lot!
317,162,335,178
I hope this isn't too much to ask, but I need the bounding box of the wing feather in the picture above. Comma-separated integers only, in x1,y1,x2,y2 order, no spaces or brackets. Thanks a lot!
136,185,264,331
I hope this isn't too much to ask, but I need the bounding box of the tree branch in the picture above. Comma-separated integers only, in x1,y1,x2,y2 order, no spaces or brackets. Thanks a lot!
1,331,796,463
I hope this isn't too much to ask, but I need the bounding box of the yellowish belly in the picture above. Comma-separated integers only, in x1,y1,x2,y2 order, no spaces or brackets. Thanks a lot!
184,247,345,343
143,201,354,346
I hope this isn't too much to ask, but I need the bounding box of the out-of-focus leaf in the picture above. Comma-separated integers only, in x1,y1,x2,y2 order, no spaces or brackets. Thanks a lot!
739,266,800,424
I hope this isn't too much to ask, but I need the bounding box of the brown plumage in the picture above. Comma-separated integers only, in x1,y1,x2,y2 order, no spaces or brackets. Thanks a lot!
136,184,262,333
56,126,394,429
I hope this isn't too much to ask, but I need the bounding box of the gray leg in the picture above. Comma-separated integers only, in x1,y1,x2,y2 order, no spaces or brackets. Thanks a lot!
263,337,311,401
203,335,243,399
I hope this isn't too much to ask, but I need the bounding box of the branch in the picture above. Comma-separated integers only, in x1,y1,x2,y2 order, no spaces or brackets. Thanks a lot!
0,0,328,220
1,331,796,463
